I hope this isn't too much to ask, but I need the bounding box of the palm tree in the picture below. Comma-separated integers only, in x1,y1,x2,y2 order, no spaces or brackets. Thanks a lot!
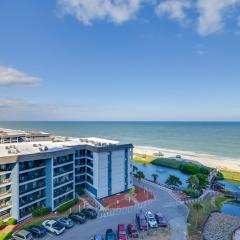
187,175,200,190
133,165,138,173
135,171,145,182
152,173,159,183
165,175,182,187
192,202,203,226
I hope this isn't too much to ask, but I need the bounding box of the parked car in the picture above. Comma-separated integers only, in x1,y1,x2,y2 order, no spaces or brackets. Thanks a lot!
69,212,86,224
81,208,98,219
145,211,158,228
29,225,47,238
57,217,74,228
105,229,117,240
12,230,33,240
155,213,168,227
127,224,139,238
136,213,148,231
117,224,128,240
42,219,65,235
91,234,103,240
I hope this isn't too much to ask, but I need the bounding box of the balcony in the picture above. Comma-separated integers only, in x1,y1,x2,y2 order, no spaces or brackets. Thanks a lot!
54,164,73,177
0,201,12,210
19,169,45,184
0,190,11,199
0,213,11,221
0,179,11,186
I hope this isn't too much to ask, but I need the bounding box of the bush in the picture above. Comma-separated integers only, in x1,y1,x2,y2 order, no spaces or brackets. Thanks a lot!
32,207,51,217
152,158,180,169
75,186,85,196
0,220,5,227
56,199,78,213
179,163,211,175
216,172,224,180
6,218,17,225
183,188,201,198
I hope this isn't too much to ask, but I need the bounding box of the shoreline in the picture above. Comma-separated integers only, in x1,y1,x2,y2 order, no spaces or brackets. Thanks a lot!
134,145,240,173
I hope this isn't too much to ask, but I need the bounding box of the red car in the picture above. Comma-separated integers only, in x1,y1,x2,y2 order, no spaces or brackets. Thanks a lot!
117,224,128,240
127,224,139,238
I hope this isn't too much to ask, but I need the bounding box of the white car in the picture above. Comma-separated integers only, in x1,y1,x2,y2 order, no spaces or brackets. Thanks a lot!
145,211,158,228
42,220,65,235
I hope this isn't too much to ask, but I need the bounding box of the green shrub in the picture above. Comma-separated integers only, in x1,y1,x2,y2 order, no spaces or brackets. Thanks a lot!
75,186,85,196
6,218,17,225
152,158,180,169
32,207,51,217
183,188,201,198
0,220,5,227
179,163,211,175
56,199,78,213
216,172,224,180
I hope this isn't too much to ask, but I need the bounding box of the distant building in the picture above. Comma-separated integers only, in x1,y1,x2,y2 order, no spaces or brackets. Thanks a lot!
0,129,133,221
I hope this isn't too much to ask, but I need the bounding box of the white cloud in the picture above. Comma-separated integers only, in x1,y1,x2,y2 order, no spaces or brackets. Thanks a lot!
0,66,40,86
197,0,240,36
58,0,143,25
156,0,191,23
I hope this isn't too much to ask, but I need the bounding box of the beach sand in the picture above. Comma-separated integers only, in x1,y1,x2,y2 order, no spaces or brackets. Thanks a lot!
134,146,240,172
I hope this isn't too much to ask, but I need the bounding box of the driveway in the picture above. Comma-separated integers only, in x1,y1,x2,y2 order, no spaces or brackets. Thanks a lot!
41,180,189,240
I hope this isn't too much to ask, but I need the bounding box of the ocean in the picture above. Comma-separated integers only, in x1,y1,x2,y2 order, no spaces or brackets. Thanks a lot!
0,121,240,160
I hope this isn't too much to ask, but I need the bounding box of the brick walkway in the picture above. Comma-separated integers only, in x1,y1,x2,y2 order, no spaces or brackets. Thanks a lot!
102,186,154,209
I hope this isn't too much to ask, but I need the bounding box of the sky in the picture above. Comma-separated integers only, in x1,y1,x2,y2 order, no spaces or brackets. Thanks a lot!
0,0,240,121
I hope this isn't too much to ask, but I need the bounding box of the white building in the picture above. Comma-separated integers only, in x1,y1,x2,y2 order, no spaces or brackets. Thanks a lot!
0,129,133,221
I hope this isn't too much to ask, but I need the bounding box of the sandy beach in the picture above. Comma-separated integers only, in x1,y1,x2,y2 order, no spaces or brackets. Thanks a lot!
134,146,240,172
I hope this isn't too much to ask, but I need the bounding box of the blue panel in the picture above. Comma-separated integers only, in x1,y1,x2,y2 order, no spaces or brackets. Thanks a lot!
86,183,97,197
125,149,128,190
108,152,112,196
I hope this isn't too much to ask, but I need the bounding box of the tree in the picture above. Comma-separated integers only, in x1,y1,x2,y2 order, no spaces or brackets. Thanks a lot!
133,165,138,173
187,175,200,190
129,186,136,195
135,171,145,182
192,202,203,226
165,175,182,187
195,173,209,190
152,173,159,183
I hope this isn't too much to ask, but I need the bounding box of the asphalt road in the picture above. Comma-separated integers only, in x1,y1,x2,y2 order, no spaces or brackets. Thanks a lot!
40,180,189,240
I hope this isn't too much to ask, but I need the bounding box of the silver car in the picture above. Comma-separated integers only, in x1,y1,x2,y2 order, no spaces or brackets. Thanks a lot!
57,217,74,228
12,230,33,240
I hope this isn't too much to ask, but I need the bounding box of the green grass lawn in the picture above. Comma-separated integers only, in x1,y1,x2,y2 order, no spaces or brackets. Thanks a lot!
133,154,157,164
220,170,240,183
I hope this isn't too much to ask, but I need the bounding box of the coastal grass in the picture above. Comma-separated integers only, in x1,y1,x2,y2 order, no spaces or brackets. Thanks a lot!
215,196,230,211
187,197,216,240
220,169,240,183
133,154,157,164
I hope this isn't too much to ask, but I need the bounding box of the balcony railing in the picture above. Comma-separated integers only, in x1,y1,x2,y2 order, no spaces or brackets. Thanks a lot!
0,201,12,209
0,179,11,185
0,190,11,197
0,213,11,221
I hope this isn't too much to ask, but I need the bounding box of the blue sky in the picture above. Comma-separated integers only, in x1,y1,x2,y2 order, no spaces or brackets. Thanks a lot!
0,0,240,121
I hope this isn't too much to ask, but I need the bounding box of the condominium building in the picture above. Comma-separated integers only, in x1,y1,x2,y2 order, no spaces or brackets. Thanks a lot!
0,129,133,221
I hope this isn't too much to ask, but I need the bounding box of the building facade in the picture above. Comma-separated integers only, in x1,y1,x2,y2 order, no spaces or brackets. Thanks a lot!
0,130,133,221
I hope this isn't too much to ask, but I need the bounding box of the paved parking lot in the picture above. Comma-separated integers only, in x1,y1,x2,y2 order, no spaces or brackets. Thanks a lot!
37,180,188,240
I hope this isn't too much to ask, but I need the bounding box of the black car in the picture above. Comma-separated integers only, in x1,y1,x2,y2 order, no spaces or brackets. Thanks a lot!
69,212,86,224
81,208,98,219
105,229,117,240
29,225,47,238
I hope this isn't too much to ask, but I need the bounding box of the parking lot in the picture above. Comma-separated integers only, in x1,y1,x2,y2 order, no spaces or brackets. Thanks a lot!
25,180,188,240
